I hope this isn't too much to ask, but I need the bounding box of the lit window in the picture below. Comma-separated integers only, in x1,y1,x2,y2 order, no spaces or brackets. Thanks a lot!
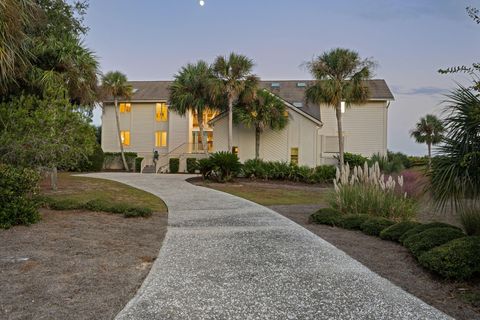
341,101,346,113
232,146,239,155
290,147,299,164
119,103,131,113
156,103,168,121
120,131,130,146
155,131,168,147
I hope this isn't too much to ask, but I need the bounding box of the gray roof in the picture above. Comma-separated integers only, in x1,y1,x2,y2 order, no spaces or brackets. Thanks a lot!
104,79,394,120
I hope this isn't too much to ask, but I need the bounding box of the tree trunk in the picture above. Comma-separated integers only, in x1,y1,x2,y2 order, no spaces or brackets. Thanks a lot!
335,102,345,172
427,142,432,168
255,126,261,159
114,98,129,172
50,166,58,191
198,112,208,154
228,96,233,152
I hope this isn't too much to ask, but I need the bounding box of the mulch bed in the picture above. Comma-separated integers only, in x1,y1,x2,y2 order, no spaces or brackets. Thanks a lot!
0,209,167,320
270,204,480,320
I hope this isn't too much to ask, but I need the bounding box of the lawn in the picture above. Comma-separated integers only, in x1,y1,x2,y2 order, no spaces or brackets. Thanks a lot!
191,178,329,206
41,172,167,213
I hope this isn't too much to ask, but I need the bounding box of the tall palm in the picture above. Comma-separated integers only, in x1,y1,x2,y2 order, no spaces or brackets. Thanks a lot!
306,48,374,170
236,89,289,159
101,71,133,171
0,0,38,93
430,85,480,209
169,61,219,153
410,114,444,167
213,53,259,152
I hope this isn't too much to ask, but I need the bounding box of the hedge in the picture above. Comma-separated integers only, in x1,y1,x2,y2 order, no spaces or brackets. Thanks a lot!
0,164,41,229
380,221,422,242
135,157,144,173
418,236,480,280
403,227,465,258
360,217,395,236
103,152,137,171
186,158,198,174
310,208,342,226
399,222,461,244
169,158,179,173
338,214,370,230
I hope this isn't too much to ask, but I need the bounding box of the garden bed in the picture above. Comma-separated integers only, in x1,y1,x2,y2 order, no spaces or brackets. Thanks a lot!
272,205,480,320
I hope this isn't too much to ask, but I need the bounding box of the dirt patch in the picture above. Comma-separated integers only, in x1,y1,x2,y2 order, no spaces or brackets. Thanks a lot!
0,209,167,320
270,204,480,320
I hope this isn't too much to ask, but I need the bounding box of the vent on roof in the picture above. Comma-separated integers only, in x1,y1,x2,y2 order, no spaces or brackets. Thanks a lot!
297,82,307,88
271,82,280,88
293,102,303,108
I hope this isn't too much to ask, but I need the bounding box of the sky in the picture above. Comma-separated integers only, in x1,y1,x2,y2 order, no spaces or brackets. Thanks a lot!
84,0,480,155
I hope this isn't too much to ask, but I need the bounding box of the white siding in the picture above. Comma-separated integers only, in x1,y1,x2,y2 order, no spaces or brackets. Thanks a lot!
168,112,189,153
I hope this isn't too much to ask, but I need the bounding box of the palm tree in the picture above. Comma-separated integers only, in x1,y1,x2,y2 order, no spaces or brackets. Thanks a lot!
410,114,445,167
305,48,374,170
169,61,219,153
0,0,37,93
236,89,289,159
101,71,133,171
430,85,480,209
213,53,258,152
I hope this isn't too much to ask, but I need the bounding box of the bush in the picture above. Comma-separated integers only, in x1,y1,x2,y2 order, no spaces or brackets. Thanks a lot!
85,199,110,212
48,198,84,210
403,227,465,258
340,152,367,167
198,158,214,180
337,214,370,230
186,158,198,174
418,236,480,280
310,208,342,226
360,217,395,236
380,221,422,242
399,222,461,244
208,152,241,182
123,206,153,218
460,208,480,236
387,151,412,169
311,165,336,183
368,153,404,174
135,157,144,173
169,158,179,173
0,164,41,229
103,152,137,171
242,158,267,179
408,156,429,168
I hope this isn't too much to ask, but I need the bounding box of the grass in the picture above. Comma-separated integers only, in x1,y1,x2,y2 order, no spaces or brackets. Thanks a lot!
41,173,167,213
199,180,328,206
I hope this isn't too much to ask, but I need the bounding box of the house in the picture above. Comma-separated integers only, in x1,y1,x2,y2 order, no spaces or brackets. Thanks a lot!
101,80,394,172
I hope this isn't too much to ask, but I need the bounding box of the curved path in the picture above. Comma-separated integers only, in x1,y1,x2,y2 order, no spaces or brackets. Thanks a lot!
83,173,450,320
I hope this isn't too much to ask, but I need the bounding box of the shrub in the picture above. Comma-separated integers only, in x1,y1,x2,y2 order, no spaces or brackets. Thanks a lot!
341,152,368,167
289,165,312,182
387,151,412,169
408,156,429,168
310,208,342,226
329,163,417,220
123,206,153,218
337,214,370,230
460,207,480,236
311,165,336,183
242,158,266,179
369,153,404,174
135,157,144,173
418,236,480,280
403,227,465,258
186,158,198,174
399,222,461,244
48,198,84,210
169,158,179,173
380,221,422,242
85,199,110,212
0,164,41,229
208,152,242,182
360,217,395,236
198,158,214,180
103,152,137,171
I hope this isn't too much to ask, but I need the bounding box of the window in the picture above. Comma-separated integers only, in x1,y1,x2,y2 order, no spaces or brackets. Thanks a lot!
120,131,130,146
324,136,345,153
290,147,299,164
119,103,131,113
155,131,168,147
341,101,346,113
156,103,168,121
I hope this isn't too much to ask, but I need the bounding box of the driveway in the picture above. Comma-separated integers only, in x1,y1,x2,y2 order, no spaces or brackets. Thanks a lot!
83,173,450,320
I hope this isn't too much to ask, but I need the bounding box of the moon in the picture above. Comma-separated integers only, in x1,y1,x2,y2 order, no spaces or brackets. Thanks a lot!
199,0,205,6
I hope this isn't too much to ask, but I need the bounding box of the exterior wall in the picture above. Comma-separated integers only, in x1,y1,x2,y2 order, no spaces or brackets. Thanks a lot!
101,102,189,158
212,110,321,167
318,101,388,158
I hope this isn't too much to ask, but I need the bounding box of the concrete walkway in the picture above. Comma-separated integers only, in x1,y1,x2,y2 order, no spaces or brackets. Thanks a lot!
83,173,450,320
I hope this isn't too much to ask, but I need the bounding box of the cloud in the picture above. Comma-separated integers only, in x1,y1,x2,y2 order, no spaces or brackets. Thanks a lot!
391,85,448,96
